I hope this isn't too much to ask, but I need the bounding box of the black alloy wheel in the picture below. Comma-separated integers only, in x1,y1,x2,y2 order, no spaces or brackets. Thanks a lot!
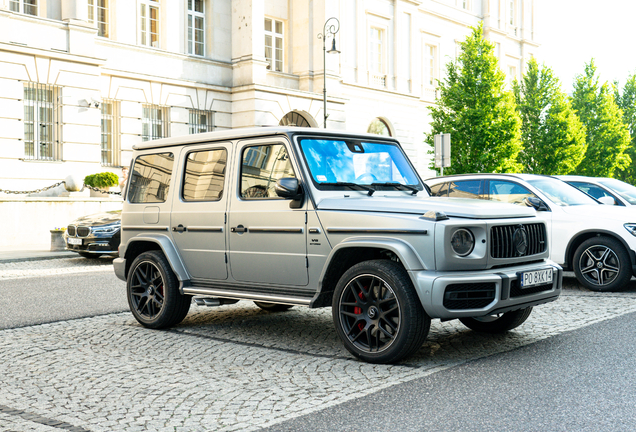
573,236,632,292
127,250,191,329
333,260,430,364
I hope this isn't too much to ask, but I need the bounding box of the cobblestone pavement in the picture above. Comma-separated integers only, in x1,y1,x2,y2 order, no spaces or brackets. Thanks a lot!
2,259,636,431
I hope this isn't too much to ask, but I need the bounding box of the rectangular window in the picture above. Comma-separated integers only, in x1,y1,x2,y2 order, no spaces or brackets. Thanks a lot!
142,104,169,141
509,0,516,25
182,149,227,201
189,109,214,134
187,0,204,56
88,0,109,38
508,65,517,86
101,100,120,166
128,152,174,203
23,82,62,161
241,144,295,199
424,44,436,86
10,0,37,15
264,18,283,72
369,27,384,74
140,0,159,48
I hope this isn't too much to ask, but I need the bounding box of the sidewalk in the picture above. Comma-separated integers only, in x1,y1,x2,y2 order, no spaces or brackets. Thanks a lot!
0,250,78,263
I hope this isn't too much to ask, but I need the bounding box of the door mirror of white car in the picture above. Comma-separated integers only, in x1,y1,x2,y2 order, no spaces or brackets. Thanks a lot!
525,196,550,212
597,196,617,205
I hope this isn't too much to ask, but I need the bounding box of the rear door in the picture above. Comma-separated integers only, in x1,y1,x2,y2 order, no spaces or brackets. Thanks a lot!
170,143,231,280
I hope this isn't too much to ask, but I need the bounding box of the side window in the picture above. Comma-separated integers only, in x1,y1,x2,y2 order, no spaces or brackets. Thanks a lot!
448,180,484,199
128,152,174,203
488,180,536,206
570,182,613,201
241,144,295,199
429,182,448,197
182,148,227,201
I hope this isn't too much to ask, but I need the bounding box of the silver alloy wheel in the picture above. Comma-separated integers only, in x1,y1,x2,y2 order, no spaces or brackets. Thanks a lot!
338,273,401,354
578,244,620,287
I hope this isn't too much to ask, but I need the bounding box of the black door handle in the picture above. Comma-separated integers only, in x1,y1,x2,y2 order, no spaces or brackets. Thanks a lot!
172,224,187,233
231,225,248,233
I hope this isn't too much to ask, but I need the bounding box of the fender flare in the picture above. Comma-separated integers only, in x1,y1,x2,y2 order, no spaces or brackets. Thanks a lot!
125,234,190,282
564,229,636,270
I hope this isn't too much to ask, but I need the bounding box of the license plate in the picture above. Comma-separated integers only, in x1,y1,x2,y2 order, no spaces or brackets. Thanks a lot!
67,238,82,245
519,268,553,288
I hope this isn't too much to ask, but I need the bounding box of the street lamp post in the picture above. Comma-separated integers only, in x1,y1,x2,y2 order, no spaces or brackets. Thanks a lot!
317,17,340,129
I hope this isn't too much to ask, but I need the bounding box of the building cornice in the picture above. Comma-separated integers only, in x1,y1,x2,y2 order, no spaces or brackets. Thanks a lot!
0,42,106,66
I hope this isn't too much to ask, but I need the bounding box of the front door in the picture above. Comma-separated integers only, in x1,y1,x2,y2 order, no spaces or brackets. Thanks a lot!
228,139,308,286
170,143,231,280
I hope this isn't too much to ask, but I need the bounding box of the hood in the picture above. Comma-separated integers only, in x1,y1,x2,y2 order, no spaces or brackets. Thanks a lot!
560,204,636,223
70,210,122,226
316,196,536,219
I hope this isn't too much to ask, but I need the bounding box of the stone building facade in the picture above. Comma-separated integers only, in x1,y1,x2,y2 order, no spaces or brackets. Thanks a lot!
0,0,537,192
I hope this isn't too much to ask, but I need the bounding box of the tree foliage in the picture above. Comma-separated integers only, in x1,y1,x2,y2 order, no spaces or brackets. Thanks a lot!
570,60,631,178
426,23,522,174
614,73,636,183
513,58,586,174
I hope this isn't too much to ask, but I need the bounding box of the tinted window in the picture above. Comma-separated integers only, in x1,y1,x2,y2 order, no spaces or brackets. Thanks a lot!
429,182,448,197
240,144,295,199
448,180,484,199
182,148,227,201
489,180,536,206
128,152,174,203
570,182,614,201
598,178,636,204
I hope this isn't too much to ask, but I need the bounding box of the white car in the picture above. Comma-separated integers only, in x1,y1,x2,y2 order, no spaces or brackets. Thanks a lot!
557,175,636,207
425,173,636,292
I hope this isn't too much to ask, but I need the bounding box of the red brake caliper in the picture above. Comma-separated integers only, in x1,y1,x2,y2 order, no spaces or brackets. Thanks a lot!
354,289,366,331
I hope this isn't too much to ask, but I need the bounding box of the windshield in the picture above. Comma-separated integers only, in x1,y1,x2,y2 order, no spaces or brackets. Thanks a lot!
598,178,636,205
527,177,598,206
299,138,423,193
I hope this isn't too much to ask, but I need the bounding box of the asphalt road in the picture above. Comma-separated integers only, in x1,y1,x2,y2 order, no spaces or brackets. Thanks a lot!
0,260,127,329
265,311,636,432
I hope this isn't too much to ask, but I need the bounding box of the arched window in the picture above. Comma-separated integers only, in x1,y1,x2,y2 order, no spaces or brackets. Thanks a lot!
367,118,391,136
279,111,312,127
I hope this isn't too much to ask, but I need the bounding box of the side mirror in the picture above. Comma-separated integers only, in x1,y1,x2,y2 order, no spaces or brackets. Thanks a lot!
597,196,617,205
525,196,549,212
276,178,304,209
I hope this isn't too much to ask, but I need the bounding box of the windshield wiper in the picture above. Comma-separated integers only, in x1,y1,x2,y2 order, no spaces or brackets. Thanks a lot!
320,182,376,196
371,182,420,195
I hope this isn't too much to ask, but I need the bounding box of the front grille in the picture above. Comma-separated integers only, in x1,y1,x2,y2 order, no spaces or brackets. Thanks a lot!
77,226,91,237
510,280,553,298
491,223,546,258
443,283,496,310
67,225,76,236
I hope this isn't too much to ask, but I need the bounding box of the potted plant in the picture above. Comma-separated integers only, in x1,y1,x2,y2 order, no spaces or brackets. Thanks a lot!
84,172,119,198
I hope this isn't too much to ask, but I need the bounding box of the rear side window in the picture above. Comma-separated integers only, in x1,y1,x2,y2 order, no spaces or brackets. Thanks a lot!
128,152,174,203
429,182,448,197
448,180,484,199
182,148,227,201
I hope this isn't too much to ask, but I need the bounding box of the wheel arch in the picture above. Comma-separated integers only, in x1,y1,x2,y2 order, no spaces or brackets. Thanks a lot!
564,229,636,271
309,237,425,308
122,235,190,282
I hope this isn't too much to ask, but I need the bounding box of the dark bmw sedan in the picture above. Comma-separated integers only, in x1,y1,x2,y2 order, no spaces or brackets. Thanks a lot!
64,210,121,258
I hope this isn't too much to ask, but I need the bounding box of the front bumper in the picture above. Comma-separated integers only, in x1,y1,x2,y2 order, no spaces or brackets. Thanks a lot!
411,260,562,320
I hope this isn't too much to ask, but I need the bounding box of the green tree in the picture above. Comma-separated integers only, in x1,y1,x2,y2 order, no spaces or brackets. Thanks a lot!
426,23,522,174
570,60,631,177
614,73,636,183
513,58,586,174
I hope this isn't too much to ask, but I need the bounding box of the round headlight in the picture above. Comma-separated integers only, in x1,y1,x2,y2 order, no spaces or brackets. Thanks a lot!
450,228,475,257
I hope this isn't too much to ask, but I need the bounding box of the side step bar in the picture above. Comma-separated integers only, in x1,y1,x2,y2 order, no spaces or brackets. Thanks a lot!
184,287,313,307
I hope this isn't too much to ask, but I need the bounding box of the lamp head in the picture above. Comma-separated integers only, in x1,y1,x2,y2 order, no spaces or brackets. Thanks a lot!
327,38,340,54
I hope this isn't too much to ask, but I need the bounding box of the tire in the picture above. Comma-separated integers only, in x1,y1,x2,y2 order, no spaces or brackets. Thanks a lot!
78,252,102,259
459,307,533,333
573,236,632,292
127,250,191,329
253,301,294,312
332,260,430,364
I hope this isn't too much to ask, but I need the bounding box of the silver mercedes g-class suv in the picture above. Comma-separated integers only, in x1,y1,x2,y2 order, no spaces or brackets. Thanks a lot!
114,127,562,364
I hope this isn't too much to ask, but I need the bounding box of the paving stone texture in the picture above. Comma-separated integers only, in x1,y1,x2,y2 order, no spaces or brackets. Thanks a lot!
2,258,636,431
